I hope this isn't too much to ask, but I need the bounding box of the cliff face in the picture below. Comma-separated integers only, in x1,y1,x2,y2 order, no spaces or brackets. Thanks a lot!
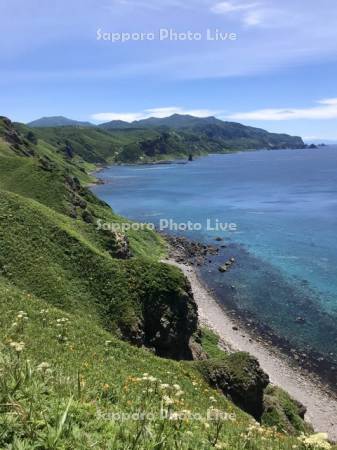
142,275,198,360
0,117,198,361
0,116,319,449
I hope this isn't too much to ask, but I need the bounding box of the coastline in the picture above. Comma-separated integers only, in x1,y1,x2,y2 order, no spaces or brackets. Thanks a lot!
87,147,320,187
163,255,337,441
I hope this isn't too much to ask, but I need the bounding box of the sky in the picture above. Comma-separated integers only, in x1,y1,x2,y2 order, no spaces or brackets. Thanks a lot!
1,0,337,139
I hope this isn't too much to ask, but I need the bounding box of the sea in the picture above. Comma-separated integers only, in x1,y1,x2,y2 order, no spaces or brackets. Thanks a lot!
92,147,337,383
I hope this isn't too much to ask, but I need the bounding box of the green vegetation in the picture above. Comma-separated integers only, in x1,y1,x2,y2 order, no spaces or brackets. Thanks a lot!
200,327,227,360
23,113,305,164
24,124,160,164
0,281,311,450
262,386,313,435
0,116,332,448
198,328,315,438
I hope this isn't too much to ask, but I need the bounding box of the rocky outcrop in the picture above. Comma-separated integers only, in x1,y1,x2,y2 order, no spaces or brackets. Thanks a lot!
218,257,235,272
0,116,35,157
164,234,219,265
142,277,199,360
189,329,209,361
262,386,313,435
194,352,269,420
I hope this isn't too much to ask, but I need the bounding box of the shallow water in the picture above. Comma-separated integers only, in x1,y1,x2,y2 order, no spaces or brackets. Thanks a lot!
92,148,337,372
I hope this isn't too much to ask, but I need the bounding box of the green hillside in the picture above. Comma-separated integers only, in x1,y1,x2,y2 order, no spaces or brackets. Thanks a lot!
0,116,331,449
25,114,305,164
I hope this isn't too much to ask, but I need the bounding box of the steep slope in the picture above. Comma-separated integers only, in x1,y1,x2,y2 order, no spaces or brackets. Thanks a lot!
0,117,196,358
0,279,301,450
26,124,159,164
26,113,305,164
0,116,328,449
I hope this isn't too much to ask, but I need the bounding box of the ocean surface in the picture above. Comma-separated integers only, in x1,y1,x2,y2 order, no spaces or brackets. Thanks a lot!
92,148,337,377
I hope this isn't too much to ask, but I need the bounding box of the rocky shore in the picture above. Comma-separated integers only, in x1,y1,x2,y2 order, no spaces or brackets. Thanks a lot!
163,234,337,441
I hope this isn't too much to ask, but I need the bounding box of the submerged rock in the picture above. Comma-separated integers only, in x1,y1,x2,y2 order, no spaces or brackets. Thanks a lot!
218,257,236,272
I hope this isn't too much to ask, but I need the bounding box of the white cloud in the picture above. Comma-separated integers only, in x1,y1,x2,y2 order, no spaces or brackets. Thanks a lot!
226,98,337,121
211,1,259,14
211,1,290,28
3,0,337,82
243,10,263,25
211,1,267,26
91,106,222,122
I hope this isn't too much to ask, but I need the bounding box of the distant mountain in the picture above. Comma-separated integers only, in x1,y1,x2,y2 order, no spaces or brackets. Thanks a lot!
28,113,305,164
135,114,222,129
99,119,134,129
28,116,93,128
99,114,304,154
99,114,224,130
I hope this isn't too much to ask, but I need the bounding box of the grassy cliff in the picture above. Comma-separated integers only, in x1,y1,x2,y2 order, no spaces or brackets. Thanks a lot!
0,116,331,449
24,113,305,164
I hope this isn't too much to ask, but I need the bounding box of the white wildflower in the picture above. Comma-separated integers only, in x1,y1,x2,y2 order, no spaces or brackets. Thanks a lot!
163,395,174,406
299,433,331,449
9,341,25,352
175,390,184,397
37,362,51,372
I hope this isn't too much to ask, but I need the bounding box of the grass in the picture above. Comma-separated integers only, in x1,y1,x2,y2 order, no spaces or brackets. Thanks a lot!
262,386,313,435
0,190,191,345
0,280,324,450
0,116,333,448
200,328,227,360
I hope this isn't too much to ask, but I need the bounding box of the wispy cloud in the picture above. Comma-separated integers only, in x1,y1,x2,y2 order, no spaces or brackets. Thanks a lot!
226,98,337,121
2,0,337,83
210,1,289,27
243,10,263,25
211,1,266,26
211,1,259,14
91,106,222,122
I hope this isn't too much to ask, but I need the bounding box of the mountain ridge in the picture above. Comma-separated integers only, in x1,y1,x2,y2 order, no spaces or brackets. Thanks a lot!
28,115,93,128
26,113,305,164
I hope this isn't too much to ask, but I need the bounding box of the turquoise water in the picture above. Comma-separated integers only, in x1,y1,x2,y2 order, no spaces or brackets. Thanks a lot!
92,148,337,375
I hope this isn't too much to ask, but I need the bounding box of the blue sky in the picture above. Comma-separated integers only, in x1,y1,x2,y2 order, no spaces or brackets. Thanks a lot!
1,0,337,139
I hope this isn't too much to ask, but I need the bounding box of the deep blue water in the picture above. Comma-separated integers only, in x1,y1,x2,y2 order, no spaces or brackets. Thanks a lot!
92,148,337,371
